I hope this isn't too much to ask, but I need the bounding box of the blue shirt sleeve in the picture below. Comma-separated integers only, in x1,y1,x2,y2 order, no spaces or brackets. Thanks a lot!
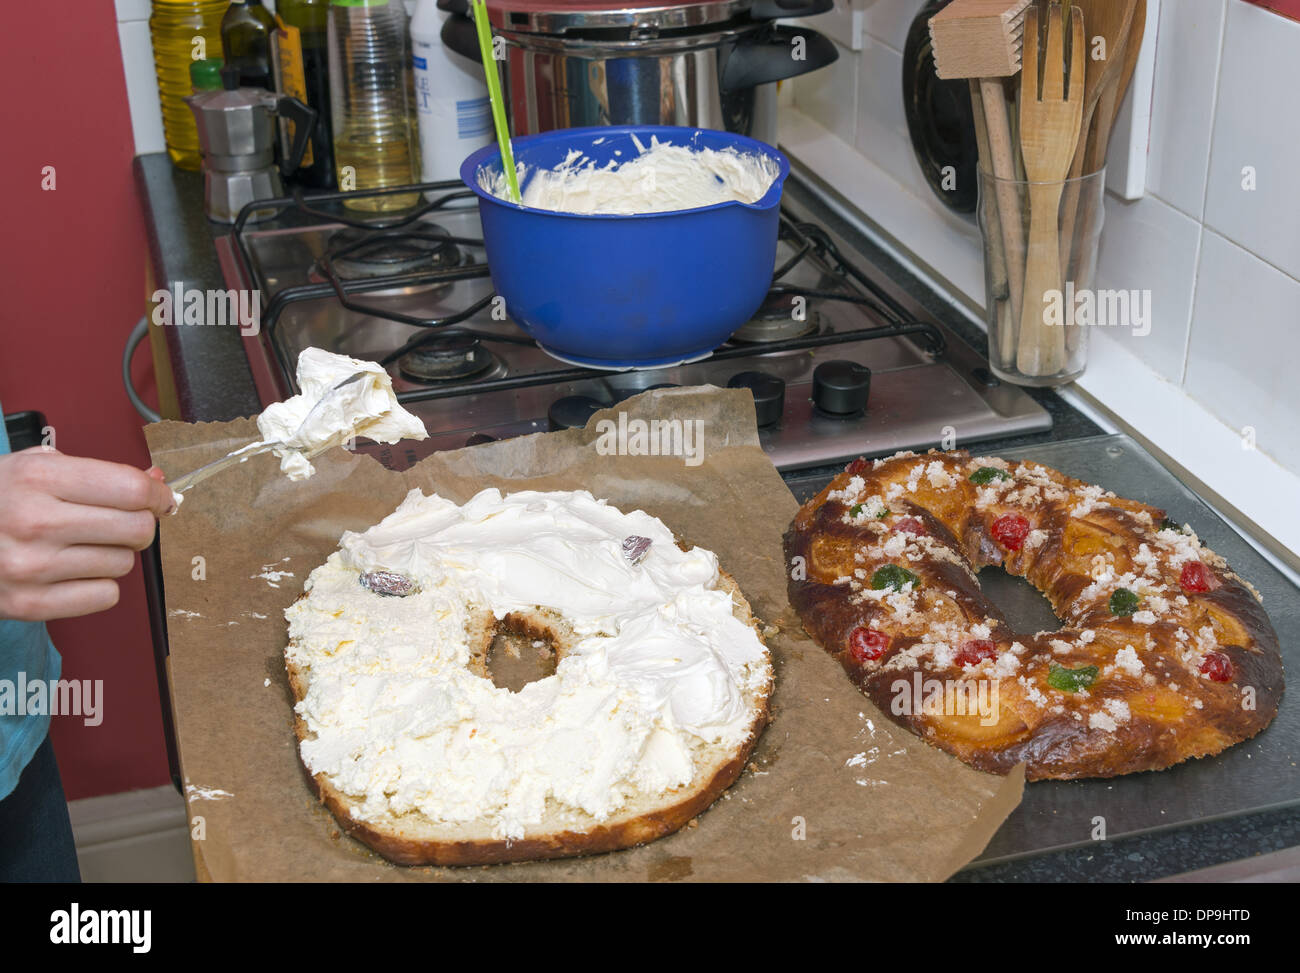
0,404,62,801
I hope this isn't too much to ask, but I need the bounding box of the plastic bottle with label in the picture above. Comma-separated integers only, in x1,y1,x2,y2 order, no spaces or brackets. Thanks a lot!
410,0,492,186
327,0,418,211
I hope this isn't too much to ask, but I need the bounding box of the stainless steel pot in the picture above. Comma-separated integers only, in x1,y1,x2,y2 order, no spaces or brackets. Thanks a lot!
439,0,839,144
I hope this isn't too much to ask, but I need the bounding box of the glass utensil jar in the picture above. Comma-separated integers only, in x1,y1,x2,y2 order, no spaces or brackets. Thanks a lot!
977,168,1107,387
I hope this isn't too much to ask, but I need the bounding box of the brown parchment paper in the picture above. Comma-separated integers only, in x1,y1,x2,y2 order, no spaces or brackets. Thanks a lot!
146,385,1022,882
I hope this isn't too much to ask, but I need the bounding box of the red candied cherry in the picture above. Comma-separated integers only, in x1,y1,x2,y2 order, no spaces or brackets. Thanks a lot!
846,457,868,475
1180,561,1216,593
991,513,1031,552
848,626,889,662
955,639,998,667
1199,652,1234,683
893,516,929,537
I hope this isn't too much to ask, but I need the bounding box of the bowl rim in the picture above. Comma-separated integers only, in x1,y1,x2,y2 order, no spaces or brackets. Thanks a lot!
459,124,791,220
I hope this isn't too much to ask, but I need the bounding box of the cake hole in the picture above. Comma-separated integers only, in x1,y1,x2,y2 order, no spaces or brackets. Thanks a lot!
486,632,557,692
978,566,1062,633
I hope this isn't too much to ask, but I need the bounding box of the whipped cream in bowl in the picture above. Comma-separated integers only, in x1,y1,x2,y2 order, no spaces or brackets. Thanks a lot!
461,125,790,369
480,133,781,216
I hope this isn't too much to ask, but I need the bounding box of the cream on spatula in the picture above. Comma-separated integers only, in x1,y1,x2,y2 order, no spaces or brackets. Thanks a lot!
166,349,427,509
252,348,427,481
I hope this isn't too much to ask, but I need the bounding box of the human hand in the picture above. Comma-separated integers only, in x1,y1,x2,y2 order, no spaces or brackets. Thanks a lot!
0,448,174,621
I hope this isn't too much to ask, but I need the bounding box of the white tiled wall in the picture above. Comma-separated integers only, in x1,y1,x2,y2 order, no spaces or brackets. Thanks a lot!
789,0,1300,482
117,0,165,156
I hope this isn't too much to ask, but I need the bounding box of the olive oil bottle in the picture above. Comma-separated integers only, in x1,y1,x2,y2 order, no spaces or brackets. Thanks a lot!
149,0,227,170
221,0,275,89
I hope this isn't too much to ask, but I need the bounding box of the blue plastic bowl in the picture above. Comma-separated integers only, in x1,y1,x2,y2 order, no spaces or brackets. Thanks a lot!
461,125,790,369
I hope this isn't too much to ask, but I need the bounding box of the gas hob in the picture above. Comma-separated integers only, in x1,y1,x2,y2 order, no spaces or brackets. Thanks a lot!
214,177,1051,470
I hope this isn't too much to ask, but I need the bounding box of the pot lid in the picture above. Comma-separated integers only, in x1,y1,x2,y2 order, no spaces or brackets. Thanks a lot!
484,0,751,35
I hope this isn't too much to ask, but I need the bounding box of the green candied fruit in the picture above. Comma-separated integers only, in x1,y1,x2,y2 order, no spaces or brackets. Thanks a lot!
870,564,920,592
1109,588,1140,616
850,504,891,519
1047,663,1099,693
969,466,1011,485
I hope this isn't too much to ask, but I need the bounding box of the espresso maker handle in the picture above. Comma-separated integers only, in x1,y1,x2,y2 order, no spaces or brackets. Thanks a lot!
273,95,318,178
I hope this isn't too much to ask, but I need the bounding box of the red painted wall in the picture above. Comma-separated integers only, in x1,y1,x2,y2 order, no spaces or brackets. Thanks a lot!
1246,0,1300,25
0,2,170,798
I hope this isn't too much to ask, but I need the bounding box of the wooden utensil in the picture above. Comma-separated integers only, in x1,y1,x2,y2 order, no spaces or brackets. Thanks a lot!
930,0,1032,77
973,76,1023,367
1083,0,1146,176
1058,0,1140,266
1061,0,1145,360
929,0,1031,367
1016,2,1084,377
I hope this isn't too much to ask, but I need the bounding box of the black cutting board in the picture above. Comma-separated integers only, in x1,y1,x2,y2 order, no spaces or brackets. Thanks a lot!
785,434,1298,863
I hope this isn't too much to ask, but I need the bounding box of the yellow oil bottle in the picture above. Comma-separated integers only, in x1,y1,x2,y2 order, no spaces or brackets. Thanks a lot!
149,0,227,170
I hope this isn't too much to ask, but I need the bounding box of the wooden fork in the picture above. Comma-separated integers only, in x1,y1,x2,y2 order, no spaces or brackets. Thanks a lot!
1016,2,1084,378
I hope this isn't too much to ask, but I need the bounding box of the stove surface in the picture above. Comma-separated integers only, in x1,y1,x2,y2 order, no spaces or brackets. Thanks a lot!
216,181,1051,470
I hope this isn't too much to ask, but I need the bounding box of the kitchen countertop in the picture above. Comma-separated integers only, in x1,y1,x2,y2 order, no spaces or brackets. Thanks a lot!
135,153,261,422
134,150,1298,883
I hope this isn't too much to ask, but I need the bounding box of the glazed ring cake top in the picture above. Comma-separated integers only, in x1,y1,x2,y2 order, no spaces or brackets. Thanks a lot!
782,450,1283,780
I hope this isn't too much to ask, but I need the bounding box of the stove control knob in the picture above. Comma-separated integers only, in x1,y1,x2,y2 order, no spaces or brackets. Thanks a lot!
547,395,604,431
812,360,871,416
727,371,785,427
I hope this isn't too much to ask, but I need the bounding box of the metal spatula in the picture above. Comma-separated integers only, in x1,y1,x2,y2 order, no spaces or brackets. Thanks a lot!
165,371,368,495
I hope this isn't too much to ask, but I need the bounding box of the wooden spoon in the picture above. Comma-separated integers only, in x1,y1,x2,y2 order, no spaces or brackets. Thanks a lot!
1067,0,1139,177
1083,0,1146,175
1057,0,1139,267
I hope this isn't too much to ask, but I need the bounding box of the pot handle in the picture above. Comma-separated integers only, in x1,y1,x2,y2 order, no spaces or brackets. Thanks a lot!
441,9,482,62
748,0,834,20
272,95,318,178
721,23,839,92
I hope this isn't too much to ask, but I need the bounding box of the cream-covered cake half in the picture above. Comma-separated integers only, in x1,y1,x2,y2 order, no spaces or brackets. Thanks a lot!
284,487,772,863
